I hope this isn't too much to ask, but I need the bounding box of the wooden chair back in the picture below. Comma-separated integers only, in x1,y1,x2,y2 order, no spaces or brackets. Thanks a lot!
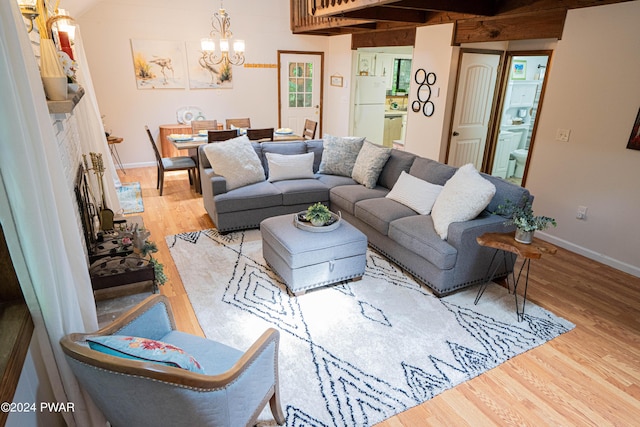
191,120,218,133
246,128,275,142
145,125,163,167
302,119,318,140
208,129,239,142
225,118,251,130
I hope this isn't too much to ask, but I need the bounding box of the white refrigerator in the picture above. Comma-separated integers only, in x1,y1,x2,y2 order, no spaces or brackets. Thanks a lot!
353,76,387,145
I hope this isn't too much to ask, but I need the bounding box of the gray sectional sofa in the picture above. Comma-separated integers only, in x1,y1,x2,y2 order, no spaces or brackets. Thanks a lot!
198,140,530,296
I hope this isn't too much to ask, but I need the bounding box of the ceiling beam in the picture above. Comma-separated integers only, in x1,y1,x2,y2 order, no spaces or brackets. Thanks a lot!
454,9,567,44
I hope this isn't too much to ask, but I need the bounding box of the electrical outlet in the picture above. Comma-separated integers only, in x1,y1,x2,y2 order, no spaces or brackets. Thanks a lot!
576,205,588,220
556,128,571,142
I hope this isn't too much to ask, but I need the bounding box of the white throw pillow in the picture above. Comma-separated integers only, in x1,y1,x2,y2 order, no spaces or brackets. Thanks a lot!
386,171,443,215
431,163,496,240
202,135,265,190
352,141,391,189
266,152,315,182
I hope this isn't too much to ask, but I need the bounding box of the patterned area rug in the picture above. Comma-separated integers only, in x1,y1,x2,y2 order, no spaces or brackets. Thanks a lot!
116,182,144,214
166,228,574,427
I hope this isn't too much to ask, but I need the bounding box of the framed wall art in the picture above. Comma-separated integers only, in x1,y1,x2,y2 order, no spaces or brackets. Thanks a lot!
512,59,527,80
330,74,343,87
185,41,233,89
130,39,186,89
627,107,640,151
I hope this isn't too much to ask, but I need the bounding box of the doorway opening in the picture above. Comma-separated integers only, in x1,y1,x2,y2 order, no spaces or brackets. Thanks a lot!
488,52,550,186
351,47,413,148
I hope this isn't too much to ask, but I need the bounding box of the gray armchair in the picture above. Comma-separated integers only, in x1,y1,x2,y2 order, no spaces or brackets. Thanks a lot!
60,295,284,427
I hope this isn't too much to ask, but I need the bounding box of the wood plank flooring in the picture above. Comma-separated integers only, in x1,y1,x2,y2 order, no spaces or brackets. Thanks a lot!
118,167,640,426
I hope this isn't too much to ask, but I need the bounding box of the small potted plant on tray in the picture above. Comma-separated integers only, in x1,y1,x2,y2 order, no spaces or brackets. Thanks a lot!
496,195,557,244
305,202,332,227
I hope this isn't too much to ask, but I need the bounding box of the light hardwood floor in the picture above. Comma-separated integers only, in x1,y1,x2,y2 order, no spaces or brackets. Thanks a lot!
118,167,640,426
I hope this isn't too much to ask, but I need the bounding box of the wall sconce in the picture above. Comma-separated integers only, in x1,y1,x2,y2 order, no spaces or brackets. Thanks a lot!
18,0,39,33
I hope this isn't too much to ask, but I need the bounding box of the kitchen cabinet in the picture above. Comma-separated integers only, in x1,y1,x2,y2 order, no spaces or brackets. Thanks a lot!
507,81,538,107
383,114,403,148
357,52,376,76
376,54,394,90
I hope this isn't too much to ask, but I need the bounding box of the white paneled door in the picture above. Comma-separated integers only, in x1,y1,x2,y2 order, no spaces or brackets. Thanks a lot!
447,52,500,169
278,52,322,137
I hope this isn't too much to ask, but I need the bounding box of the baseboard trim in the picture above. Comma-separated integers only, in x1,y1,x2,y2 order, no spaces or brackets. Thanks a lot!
119,161,156,169
537,231,640,278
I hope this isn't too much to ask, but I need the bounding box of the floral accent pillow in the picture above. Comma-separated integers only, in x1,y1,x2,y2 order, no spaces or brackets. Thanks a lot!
87,335,205,373
318,134,366,177
351,141,391,188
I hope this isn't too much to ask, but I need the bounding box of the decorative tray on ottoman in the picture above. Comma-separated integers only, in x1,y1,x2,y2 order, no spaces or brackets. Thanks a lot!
294,211,342,232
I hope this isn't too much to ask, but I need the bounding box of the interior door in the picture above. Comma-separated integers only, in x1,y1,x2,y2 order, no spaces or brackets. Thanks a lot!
447,52,501,169
278,51,323,137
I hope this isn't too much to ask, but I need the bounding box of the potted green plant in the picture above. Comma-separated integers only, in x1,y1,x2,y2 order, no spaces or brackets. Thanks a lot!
496,195,557,244
305,202,332,227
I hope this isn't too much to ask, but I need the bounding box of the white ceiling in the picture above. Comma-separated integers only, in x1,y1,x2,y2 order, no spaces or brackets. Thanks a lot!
58,0,101,17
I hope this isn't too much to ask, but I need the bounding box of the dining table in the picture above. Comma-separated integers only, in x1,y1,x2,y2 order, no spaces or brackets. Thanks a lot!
167,130,304,193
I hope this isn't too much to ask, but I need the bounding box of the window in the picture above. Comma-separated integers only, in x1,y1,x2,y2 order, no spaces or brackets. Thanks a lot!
392,58,412,94
288,62,313,108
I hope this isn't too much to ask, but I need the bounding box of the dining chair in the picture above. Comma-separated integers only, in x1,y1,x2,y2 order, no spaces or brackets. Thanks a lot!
145,125,196,196
208,129,239,142
246,127,275,142
225,118,251,130
302,119,318,140
60,295,285,427
191,119,218,134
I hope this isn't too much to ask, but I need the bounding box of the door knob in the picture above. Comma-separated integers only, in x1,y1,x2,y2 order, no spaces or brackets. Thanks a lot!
452,131,459,136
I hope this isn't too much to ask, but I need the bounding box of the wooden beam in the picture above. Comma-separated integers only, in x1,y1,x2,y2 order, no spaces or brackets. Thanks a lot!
339,6,427,22
454,9,567,44
390,0,496,16
351,27,417,49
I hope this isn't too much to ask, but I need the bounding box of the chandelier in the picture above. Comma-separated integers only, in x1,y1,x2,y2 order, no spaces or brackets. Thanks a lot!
200,2,245,68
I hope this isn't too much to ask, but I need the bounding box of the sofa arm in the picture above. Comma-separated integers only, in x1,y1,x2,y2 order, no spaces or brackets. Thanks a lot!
447,214,512,245
446,214,515,283
200,167,228,194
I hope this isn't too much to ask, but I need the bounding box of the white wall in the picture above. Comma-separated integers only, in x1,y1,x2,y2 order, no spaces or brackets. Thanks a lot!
77,0,328,167
526,1,640,275
323,34,352,137
404,23,458,161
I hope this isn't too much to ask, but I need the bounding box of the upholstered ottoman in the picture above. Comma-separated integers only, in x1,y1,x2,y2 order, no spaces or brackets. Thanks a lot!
261,214,368,294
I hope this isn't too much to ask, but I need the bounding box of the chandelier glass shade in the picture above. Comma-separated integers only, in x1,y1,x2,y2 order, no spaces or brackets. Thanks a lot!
200,6,245,67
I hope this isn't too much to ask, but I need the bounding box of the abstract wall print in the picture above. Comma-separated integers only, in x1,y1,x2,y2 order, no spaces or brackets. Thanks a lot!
185,41,233,89
627,107,640,151
130,39,186,89
512,59,527,80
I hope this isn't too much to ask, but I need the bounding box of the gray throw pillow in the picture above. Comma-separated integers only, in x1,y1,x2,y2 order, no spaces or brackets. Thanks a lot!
318,134,365,177
351,141,391,189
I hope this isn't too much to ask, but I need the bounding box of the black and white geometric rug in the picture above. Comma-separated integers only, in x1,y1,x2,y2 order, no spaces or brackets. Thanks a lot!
166,228,574,427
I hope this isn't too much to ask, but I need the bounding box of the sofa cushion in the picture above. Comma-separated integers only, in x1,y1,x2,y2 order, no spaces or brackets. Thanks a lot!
388,215,458,270
214,181,282,213
87,335,205,374
409,157,457,186
272,179,329,206
260,141,307,176
316,174,358,188
386,171,443,215
305,139,324,173
354,198,417,236
351,141,392,189
266,152,315,182
202,135,265,190
378,149,416,190
318,134,365,177
480,173,531,215
431,164,496,240
330,185,389,216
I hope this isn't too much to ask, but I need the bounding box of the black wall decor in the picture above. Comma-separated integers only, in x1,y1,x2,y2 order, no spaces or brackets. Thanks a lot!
412,69,436,117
